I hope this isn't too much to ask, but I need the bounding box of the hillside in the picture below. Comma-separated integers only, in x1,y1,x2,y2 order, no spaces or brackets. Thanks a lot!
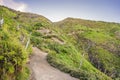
0,6,51,80
0,6,120,80
49,18,120,79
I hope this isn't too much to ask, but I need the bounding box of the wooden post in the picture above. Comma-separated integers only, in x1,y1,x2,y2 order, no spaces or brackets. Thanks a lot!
20,34,25,43
0,18,4,28
17,24,20,31
25,32,32,50
0,14,4,28
79,51,85,69
25,37,30,50
22,36,25,43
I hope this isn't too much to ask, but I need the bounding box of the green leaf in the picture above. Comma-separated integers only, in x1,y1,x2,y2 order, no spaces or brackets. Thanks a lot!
8,63,14,74
0,56,4,60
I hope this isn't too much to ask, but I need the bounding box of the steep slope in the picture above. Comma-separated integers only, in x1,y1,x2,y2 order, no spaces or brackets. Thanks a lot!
47,18,120,80
0,5,120,80
0,6,32,80
30,19,116,79
0,6,51,80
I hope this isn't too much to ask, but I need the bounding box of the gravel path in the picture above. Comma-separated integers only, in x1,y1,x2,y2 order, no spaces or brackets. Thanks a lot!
28,47,79,80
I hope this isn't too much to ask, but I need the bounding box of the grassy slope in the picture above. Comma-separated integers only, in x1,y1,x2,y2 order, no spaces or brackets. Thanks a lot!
26,14,120,80
0,6,33,80
0,6,120,80
47,18,120,80
0,6,51,80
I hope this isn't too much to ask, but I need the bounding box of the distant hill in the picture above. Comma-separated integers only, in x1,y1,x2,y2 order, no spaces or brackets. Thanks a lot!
0,5,120,80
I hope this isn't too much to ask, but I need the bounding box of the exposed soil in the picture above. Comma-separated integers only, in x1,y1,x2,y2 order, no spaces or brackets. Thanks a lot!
36,29,51,34
52,37,65,45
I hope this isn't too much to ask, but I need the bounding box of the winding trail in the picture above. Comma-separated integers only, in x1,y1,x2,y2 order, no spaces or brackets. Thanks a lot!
28,47,79,80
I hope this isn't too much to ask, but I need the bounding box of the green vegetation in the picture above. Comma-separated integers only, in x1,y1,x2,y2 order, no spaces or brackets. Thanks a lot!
47,44,111,80
0,6,33,80
0,5,51,80
0,6,120,80
48,18,120,80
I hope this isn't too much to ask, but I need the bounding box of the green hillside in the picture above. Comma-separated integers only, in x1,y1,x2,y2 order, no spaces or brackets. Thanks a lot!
0,6,51,80
48,18,120,80
0,6,120,80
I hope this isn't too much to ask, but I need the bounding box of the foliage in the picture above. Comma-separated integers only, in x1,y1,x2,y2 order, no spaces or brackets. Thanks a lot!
0,5,120,80
0,6,32,80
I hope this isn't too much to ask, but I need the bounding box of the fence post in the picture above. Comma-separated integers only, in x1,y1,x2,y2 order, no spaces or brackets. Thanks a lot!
25,32,32,50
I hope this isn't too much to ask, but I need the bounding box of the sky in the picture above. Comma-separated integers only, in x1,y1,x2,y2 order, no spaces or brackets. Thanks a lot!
0,0,120,22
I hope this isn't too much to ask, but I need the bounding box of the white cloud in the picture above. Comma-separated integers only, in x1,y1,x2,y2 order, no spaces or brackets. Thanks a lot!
0,0,28,12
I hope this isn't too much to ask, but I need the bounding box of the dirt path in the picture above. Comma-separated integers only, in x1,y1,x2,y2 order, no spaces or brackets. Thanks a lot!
28,47,79,80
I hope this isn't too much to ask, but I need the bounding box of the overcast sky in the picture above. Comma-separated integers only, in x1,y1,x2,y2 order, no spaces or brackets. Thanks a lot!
0,0,120,22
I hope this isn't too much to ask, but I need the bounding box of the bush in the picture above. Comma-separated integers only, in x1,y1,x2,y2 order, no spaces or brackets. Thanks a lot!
0,40,29,80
